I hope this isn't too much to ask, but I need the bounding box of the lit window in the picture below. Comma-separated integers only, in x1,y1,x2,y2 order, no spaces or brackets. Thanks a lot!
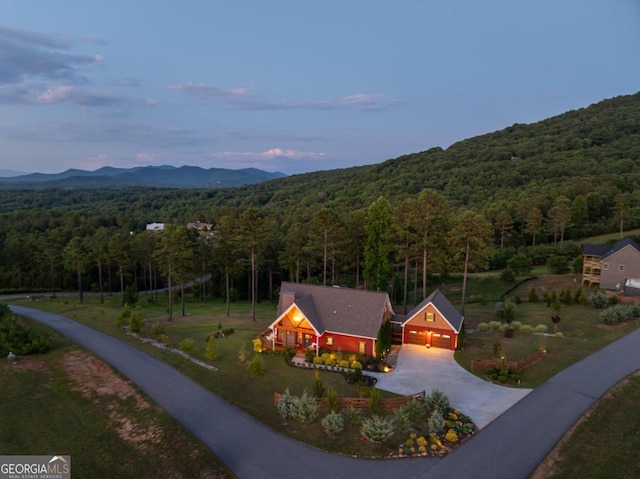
425,312,435,322
358,342,366,355
326,337,334,346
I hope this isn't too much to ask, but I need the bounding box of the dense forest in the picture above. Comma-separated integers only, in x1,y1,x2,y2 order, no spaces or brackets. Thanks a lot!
1,92,639,311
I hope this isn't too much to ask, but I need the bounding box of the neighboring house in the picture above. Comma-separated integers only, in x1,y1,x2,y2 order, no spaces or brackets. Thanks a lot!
263,282,463,356
146,222,165,232
394,289,464,351
581,238,640,292
187,221,214,231
264,282,395,357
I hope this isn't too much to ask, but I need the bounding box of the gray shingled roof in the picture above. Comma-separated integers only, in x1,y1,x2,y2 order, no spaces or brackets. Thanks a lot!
600,238,640,261
402,289,464,333
583,238,640,259
277,282,393,339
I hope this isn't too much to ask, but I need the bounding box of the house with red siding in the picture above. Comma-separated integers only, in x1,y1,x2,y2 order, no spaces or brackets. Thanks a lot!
263,282,463,356
264,282,394,357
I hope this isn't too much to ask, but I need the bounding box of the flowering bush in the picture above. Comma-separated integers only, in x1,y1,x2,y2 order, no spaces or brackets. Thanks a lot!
445,428,459,443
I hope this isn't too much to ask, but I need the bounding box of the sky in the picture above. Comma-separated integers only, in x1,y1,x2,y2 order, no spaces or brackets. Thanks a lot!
0,1,639,176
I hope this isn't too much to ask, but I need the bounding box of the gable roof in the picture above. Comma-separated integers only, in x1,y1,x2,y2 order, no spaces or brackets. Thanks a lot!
600,238,640,261
276,282,393,339
401,289,464,333
583,238,640,259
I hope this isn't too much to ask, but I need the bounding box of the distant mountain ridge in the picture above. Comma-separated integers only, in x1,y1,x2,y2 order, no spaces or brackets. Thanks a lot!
0,165,286,189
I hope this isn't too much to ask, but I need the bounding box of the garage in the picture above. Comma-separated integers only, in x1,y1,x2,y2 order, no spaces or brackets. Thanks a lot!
400,289,464,352
406,329,427,345
430,333,451,349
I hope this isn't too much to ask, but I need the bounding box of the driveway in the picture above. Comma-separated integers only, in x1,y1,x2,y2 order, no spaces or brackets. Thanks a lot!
372,345,532,429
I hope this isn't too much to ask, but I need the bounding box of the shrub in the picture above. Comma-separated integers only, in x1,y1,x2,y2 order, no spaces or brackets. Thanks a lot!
560,287,573,305
277,388,295,419
520,325,533,334
360,415,395,443
392,407,412,434
588,290,609,309
534,324,548,333
426,389,450,415
326,387,339,412
555,332,565,338
404,398,427,422
427,409,445,435
305,349,315,363
178,338,194,354
477,322,489,331
338,360,351,368
290,391,319,424
128,311,144,333
247,355,265,376
205,336,219,361
600,304,635,324
511,321,522,330
445,429,459,443
498,323,512,333
342,406,363,426
158,334,169,345
351,361,363,370
321,411,344,436
503,302,516,323
369,387,382,414
528,287,539,303
312,371,325,398
488,321,501,331
313,356,324,365
151,323,165,337
500,268,515,283
116,304,132,328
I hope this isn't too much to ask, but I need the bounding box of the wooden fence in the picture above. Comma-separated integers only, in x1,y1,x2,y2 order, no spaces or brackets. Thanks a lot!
470,350,545,372
274,391,425,412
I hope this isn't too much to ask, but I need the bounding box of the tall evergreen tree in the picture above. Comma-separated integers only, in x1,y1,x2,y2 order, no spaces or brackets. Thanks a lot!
364,196,393,292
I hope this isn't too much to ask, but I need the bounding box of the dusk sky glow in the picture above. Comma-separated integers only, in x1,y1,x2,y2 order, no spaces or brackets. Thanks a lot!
1,1,639,175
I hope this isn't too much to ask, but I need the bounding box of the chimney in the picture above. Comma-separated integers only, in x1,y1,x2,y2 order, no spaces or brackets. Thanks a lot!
280,291,297,312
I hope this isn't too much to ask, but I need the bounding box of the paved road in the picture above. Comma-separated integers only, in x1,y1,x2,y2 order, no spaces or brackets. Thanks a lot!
8,304,640,479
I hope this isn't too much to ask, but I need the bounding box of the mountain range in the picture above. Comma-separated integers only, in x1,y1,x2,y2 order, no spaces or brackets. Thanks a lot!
0,165,286,189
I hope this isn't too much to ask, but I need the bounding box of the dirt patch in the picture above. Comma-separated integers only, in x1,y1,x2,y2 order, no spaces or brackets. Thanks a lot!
60,350,166,452
9,357,49,372
60,350,150,409
529,371,640,479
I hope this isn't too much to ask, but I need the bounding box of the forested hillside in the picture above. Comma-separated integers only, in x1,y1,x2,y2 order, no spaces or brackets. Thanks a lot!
1,92,639,307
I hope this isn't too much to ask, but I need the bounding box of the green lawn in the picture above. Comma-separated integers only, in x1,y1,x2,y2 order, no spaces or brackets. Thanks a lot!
457,274,640,388
9,274,640,458
0,318,232,479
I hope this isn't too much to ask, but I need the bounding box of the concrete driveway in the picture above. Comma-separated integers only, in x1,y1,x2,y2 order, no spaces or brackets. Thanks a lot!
372,345,532,429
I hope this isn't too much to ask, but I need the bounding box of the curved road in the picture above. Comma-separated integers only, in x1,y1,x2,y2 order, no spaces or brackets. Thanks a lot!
8,304,640,479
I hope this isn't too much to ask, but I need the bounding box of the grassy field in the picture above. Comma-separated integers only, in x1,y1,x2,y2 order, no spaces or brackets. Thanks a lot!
0,318,232,479
457,274,640,388
7,272,640,460
530,372,640,479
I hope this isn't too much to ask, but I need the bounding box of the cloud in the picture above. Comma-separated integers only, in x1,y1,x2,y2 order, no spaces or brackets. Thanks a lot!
212,148,325,160
167,81,398,112
135,152,156,162
0,26,101,84
167,82,255,101
341,93,400,110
